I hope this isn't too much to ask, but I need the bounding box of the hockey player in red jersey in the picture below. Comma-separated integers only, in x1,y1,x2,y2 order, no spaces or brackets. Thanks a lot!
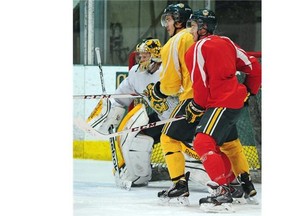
184,9,261,211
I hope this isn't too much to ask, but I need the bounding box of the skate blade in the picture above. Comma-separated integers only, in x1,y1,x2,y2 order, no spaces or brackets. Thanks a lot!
177,196,190,206
233,196,259,205
245,196,259,205
233,197,246,205
159,196,190,206
200,203,235,213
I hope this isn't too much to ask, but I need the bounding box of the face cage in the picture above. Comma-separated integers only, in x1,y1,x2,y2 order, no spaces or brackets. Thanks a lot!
137,44,161,60
140,58,151,70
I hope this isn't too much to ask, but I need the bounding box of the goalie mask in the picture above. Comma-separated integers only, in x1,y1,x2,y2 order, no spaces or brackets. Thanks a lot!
136,38,162,73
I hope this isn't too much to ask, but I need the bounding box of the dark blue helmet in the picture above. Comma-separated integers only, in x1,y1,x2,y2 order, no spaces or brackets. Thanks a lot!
189,9,217,33
161,3,193,28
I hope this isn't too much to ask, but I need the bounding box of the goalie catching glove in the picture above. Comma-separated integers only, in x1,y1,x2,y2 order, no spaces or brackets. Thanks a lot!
185,99,205,123
143,81,168,114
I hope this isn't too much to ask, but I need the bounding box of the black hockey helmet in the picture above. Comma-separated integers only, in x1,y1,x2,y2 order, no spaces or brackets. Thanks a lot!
188,9,217,34
161,3,193,28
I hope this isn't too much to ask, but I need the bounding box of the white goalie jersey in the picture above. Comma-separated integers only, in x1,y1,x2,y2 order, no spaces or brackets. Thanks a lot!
112,64,179,120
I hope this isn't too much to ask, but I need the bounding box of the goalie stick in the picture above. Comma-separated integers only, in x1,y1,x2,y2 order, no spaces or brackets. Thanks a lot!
108,125,132,190
74,115,185,139
95,47,132,190
73,93,142,99
95,47,106,94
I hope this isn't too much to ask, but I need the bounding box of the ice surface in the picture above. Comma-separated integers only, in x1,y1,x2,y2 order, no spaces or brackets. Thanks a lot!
74,159,262,216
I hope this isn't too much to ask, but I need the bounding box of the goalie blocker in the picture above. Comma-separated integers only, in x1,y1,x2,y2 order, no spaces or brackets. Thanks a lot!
87,99,209,187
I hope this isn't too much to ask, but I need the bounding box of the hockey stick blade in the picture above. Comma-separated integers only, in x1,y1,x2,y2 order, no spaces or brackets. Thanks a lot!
74,115,185,139
73,93,143,99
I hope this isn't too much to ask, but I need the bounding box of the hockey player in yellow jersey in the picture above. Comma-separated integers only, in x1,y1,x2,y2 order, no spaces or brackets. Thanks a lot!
144,3,196,204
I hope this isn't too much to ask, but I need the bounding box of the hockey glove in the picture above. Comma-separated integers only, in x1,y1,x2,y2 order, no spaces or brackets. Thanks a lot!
144,81,168,114
185,99,205,123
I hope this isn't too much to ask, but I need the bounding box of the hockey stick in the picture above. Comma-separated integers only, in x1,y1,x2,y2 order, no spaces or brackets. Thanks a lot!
74,115,185,139
95,47,132,190
108,126,132,190
73,93,142,99
95,47,106,94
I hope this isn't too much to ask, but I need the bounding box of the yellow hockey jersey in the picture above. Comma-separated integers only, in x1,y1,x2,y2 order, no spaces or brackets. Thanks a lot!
159,29,194,101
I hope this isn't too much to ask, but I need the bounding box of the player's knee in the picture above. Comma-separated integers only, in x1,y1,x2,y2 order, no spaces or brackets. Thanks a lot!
160,133,182,155
194,133,217,157
221,138,243,156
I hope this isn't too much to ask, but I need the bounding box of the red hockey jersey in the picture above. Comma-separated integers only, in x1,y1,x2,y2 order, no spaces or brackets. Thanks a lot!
185,35,261,109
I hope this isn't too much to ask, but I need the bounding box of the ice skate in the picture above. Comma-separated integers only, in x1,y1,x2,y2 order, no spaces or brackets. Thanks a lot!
199,181,234,213
240,172,257,198
229,178,245,204
239,172,259,205
229,175,259,205
158,172,190,206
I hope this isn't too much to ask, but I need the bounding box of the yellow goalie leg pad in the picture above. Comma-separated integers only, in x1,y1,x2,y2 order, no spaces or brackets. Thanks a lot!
161,133,185,182
116,103,145,169
220,138,250,176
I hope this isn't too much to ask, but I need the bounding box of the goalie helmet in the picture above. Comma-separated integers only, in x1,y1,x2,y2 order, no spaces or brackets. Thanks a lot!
161,3,192,28
188,9,217,34
136,38,161,61
136,38,162,72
